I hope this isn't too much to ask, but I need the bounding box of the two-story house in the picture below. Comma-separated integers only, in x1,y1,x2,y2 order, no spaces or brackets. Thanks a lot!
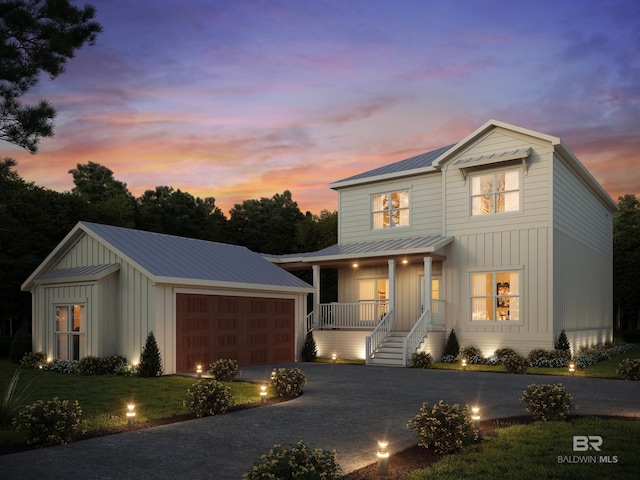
269,119,618,366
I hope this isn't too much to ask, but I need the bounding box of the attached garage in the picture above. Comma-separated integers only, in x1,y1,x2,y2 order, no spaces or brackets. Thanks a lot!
22,222,314,374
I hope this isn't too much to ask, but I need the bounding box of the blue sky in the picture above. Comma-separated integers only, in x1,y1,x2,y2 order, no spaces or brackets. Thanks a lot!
4,0,639,214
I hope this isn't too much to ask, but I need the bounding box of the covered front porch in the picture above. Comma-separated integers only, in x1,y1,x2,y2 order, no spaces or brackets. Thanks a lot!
268,236,453,366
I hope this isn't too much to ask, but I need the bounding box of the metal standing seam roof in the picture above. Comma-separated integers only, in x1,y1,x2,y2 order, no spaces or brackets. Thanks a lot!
77,222,313,290
35,264,120,284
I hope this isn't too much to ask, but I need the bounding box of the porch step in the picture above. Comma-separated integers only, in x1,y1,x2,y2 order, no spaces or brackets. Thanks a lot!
369,332,408,367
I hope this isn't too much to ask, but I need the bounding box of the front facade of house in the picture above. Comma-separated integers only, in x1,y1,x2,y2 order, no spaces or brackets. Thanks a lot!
22,222,313,374
270,120,617,366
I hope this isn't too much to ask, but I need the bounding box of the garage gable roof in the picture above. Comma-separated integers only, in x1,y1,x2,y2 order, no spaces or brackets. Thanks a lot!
23,222,313,292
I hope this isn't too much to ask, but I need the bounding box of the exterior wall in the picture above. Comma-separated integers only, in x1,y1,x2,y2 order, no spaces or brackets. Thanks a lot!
553,154,614,349
337,172,443,244
312,330,369,360
441,128,556,356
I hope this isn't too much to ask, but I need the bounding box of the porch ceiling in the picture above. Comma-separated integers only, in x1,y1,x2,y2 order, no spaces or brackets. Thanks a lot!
266,235,452,270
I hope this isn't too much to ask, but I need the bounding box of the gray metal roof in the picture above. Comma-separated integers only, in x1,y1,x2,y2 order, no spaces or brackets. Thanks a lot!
80,222,312,290
36,264,120,284
332,144,454,186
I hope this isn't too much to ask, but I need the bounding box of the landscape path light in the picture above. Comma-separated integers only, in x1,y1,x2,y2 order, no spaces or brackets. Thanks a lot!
196,364,203,379
260,385,267,406
461,358,467,371
471,406,480,422
127,404,136,428
332,353,337,364
377,440,389,475
568,362,575,377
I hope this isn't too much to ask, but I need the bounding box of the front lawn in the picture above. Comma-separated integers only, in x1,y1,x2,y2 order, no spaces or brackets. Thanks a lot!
0,359,271,454
408,417,640,479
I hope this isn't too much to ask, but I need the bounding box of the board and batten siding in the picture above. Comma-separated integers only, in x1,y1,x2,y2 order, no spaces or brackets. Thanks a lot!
337,173,443,244
53,233,156,365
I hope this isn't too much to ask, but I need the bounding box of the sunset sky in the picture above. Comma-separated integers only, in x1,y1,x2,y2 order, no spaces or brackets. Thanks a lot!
4,0,639,215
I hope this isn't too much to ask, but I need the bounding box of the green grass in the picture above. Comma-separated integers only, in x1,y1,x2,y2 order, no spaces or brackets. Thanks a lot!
0,359,272,453
315,357,366,365
432,346,639,379
408,417,640,480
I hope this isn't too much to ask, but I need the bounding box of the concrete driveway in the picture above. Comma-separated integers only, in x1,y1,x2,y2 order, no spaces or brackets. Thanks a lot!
1,363,638,479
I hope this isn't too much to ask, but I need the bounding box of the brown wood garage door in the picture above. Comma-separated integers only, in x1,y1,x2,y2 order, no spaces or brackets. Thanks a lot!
176,294,295,372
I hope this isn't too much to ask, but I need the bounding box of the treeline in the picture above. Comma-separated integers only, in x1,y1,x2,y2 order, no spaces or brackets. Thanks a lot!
0,159,337,333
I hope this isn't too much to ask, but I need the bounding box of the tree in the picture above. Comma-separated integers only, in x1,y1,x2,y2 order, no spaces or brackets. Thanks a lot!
554,329,570,352
138,331,163,377
68,161,136,227
613,194,640,329
0,0,102,152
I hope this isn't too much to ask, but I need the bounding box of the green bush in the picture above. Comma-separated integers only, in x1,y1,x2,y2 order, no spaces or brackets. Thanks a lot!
410,351,433,369
138,331,163,377
555,329,571,352
76,355,128,375
9,331,32,364
458,345,484,364
406,400,479,454
503,354,529,374
617,358,640,381
493,347,517,361
443,329,460,358
183,379,234,417
13,397,83,447
527,348,571,368
520,383,574,421
20,351,47,369
207,358,240,381
301,330,318,362
243,441,341,480
270,367,307,397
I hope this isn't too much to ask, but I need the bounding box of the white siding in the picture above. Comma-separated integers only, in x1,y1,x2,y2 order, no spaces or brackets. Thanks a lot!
338,173,442,244
312,330,369,360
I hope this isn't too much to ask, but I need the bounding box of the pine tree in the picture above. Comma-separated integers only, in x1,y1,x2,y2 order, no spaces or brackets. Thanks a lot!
301,330,318,362
443,329,460,357
555,329,571,352
138,331,163,377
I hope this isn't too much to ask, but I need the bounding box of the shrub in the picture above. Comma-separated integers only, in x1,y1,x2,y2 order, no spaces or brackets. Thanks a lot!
520,383,574,421
458,345,485,364
443,329,460,358
9,331,32,364
243,441,341,480
617,358,640,381
301,330,318,362
13,397,83,447
270,368,307,397
1,369,33,427
555,329,571,352
410,351,433,369
100,355,128,374
20,351,46,369
75,356,103,375
183,380,234,417
503,354,529,374
406,400,479,454
493,347,517,365
441,354,457,363
528,348,571,368
46,359,77,374
207,358,240,381
138,331,163,377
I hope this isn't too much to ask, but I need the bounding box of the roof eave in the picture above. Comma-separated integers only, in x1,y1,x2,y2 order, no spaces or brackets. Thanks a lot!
152,277,315,294
330,165,439,190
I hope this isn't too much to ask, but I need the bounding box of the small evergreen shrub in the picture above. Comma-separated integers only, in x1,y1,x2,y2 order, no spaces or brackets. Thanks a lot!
9,331,32,364
441,354,457,363
494,347,517,361
458,345,485,364
20,351,46,369
555,329,571,352
75,355,128,375
617,358,640,381
443,329,460,358
243,441,341,480
301,330,318,362
406,400,479,454
46,360,77,374
527,348,571,368
270,368,307,397
13,397,83,447
138,331,163,377
503,354,529,374
183,380,234,417
520,383,574,421
410,351,433,369
207,358,240,381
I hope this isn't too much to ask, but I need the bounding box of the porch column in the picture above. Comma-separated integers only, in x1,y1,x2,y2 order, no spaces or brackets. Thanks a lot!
424,256,432,315
312,264,320,327
388,259,396,317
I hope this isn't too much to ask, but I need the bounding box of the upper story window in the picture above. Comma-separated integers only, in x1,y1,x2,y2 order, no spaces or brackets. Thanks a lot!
471,169,520,215
372,190,409,229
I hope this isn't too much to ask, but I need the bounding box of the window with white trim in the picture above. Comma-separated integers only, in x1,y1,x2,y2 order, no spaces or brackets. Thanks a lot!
372,190,409,229
470,271,520,321
55,304,86,360
471,169,520,215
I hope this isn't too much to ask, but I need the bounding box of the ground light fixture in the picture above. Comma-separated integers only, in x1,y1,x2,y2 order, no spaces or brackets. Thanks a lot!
196,364,203,379
260,385,267,406
127,404,136,428
377,440,389,475
332,353,337,364
471,406,480,422
461,358,467,371
569,362,575,377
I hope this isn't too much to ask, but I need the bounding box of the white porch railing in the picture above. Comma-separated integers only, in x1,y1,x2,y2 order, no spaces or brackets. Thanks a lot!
311,301,388,330
403,299,446,365
365,309,394,364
